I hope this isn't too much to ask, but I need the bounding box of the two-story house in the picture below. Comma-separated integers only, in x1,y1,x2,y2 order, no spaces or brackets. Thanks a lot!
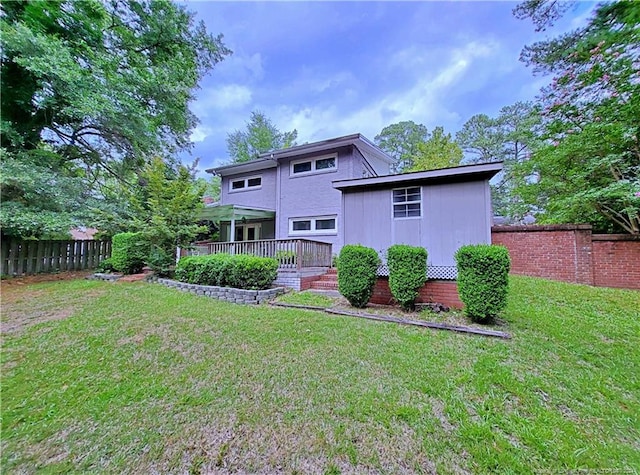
203,133,501,296
205,134,393,250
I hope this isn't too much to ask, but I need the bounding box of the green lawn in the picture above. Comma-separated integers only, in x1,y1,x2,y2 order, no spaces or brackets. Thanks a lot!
1,276,639,474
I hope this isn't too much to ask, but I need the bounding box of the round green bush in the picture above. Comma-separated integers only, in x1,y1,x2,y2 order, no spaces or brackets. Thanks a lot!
337,245,380,308
111,232,148,274
387,244,428,311
455,244,511,323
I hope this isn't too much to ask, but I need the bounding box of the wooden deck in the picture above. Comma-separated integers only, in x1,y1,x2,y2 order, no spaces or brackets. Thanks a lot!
192,238,332,270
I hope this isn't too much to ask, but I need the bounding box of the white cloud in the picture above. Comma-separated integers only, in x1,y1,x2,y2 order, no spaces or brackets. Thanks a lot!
190,125,213,143
274,40,498,142
215,52,265,82
192,84,253,117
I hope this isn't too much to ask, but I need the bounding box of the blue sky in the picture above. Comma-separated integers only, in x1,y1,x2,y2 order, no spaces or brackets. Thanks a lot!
183,1,594,173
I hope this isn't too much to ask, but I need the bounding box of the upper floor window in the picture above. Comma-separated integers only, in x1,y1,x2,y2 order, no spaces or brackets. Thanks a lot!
290,154,337,176
393,187,421,219
229,175,262,192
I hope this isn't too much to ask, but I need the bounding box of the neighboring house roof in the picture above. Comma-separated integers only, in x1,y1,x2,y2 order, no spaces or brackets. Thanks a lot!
206,133,394,177
70,227,98,240
332,162,503,191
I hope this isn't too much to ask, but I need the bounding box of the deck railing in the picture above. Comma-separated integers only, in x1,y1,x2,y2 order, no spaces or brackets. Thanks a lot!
192,238,332,270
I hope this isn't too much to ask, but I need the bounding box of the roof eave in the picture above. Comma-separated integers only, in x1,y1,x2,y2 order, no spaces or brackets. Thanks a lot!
206,158,277,177
332,162,504,190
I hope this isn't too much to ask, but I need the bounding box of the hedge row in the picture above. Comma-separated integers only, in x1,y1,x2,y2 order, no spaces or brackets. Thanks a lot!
175,253,278,290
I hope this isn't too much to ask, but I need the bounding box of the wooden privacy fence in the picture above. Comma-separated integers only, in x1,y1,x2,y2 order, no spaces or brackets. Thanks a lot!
0,239,112,276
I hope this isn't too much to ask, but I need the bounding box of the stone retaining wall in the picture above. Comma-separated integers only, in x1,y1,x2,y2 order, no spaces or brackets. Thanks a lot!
156,278,285,304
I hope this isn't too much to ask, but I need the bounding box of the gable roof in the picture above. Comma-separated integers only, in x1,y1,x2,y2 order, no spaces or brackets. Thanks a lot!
332,162,503,191
206,133,393,177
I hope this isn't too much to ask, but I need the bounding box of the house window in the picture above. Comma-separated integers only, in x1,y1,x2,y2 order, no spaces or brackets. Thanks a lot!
393,187,421,218
290,154,337,176
229,175,262,192
289,216,337,235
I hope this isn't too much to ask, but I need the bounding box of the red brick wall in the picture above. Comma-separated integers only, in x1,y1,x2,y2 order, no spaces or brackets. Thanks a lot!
592,235,640,289
300,275,322,291
370,278,462,309
491,225,640,290
491,224,593,285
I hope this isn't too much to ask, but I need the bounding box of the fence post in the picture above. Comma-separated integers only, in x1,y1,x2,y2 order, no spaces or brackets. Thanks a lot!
0,238,9,276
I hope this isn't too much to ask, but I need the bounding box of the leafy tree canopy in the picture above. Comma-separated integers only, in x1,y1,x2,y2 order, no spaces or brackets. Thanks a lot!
456,102,542,221
408,127,463,172
514,0,640,234
456,102,541,164
0,148,92,238
374,121,429,172
1,0,229,238
226,111,297,163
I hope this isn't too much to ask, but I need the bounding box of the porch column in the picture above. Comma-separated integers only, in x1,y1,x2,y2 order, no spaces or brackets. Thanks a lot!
230,217,236,242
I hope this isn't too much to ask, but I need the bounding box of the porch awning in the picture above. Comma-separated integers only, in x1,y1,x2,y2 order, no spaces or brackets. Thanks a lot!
199,204,275,222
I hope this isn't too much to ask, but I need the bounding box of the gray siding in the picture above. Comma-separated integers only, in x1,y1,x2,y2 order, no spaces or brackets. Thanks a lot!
342,180,492,265
220,167,277,210
276,147,355,251
358,147,392,176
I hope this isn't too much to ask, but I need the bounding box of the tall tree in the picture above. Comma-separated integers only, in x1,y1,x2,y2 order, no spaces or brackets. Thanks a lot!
456,102,541,164
408,127,463,172
129,158,206,272
514,1,640,234
226,111,297,163
456,102,542,220
374,121,429,172
1,0,229,238
455,114,505,164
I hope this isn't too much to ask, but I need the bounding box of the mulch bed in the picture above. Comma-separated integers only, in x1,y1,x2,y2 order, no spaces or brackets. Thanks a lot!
271,301,511,339
1,271,94,288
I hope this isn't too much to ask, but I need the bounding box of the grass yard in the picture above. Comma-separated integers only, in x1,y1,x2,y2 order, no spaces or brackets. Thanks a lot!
1,276,639,474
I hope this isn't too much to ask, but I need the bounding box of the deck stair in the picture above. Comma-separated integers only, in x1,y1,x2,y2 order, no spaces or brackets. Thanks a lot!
309,268,338,291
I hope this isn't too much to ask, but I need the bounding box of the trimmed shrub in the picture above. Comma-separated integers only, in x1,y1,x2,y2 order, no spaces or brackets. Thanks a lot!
96,257,116,273
387,245,428,311
337,245,380,308
175,254,233,286
175,254,278,290
175,256,199,283
455,244,511,323
226,255,279,290
111,232,148,274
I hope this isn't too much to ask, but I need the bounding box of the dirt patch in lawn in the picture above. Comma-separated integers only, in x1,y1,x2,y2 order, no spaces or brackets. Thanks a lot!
1,270,93,288
1,273,105,336
307,294,508,332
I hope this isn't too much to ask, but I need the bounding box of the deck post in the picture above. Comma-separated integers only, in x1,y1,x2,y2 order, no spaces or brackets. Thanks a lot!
296,240,303,271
